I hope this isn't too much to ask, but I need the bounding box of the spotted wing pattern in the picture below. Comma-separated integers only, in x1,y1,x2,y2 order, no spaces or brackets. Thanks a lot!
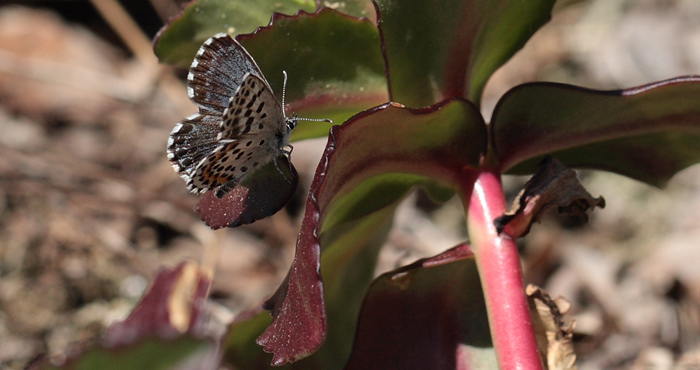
219,73,287,140
187,73,292,196
187,33,264,115
166,113,221,178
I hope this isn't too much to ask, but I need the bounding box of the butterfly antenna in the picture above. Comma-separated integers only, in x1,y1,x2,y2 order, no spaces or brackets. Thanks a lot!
281,71,333,124
298,117,334,123
282,70,289,111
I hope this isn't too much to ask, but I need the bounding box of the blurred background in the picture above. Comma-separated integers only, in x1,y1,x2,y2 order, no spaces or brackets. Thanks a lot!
1,0,699,368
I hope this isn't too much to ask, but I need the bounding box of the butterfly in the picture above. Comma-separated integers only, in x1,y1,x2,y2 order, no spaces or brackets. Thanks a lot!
167,33,331,199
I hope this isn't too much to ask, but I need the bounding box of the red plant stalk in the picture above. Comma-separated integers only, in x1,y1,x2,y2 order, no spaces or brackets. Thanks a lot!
463,169,543,370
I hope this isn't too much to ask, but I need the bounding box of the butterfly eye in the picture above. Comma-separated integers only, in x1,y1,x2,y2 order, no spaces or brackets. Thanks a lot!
286,115,298,131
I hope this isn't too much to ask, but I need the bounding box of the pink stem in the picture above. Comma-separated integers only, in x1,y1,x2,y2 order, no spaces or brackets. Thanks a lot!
463,170,542,370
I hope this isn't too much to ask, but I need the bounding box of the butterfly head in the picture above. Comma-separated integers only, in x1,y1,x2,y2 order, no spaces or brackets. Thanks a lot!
286,113,299,132
280,71,333,132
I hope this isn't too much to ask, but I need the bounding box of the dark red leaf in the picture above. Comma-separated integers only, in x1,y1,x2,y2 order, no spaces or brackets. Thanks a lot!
104,261,212,346
195,156,298,229
255,146,327,366
30,262,218,370
344,244,497,369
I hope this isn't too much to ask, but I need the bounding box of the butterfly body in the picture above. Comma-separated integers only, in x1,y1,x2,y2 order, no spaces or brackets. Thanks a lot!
167,33,307,198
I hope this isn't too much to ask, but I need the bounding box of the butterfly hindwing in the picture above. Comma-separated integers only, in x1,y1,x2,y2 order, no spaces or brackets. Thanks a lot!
187,34,265,114
187,134,279,195
167,113,221,177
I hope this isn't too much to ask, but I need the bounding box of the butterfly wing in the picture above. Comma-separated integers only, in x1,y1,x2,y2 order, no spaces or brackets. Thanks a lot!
187,33,265,115
186,137,283,196
186,74,289,196
219,73,287,139
167,113,221,180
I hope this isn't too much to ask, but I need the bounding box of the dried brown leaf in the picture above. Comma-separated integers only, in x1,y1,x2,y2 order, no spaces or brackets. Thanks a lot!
527,284,577,370
495,156,605,238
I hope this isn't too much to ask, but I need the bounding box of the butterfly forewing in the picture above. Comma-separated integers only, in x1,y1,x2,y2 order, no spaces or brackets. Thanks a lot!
220,73,287,139
187,33,265,114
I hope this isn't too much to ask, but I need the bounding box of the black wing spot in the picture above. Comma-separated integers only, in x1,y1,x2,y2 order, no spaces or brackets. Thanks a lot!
247,95,257,108
241,118,254,134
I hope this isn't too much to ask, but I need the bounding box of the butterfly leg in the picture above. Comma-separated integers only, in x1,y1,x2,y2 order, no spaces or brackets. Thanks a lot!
281,144,294,161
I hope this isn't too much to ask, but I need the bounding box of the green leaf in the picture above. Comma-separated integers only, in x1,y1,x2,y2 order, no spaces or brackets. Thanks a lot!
222,100,487,368
375,0,555,108
157,7,388,136
34,336,215,370
272,99,485,361
222,207,396,370
312,0,377,20
236,9,387,136
154,0,317,68
317,100,486,228
222,311,273,369
492,77,700,187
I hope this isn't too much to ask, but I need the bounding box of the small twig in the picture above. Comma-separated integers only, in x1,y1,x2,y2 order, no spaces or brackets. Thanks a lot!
89,0,193,115
89,0,158,69
147,0,181,23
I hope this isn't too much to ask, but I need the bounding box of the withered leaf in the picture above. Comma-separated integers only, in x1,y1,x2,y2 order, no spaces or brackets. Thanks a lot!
494,156,605,238
526,284,577,370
